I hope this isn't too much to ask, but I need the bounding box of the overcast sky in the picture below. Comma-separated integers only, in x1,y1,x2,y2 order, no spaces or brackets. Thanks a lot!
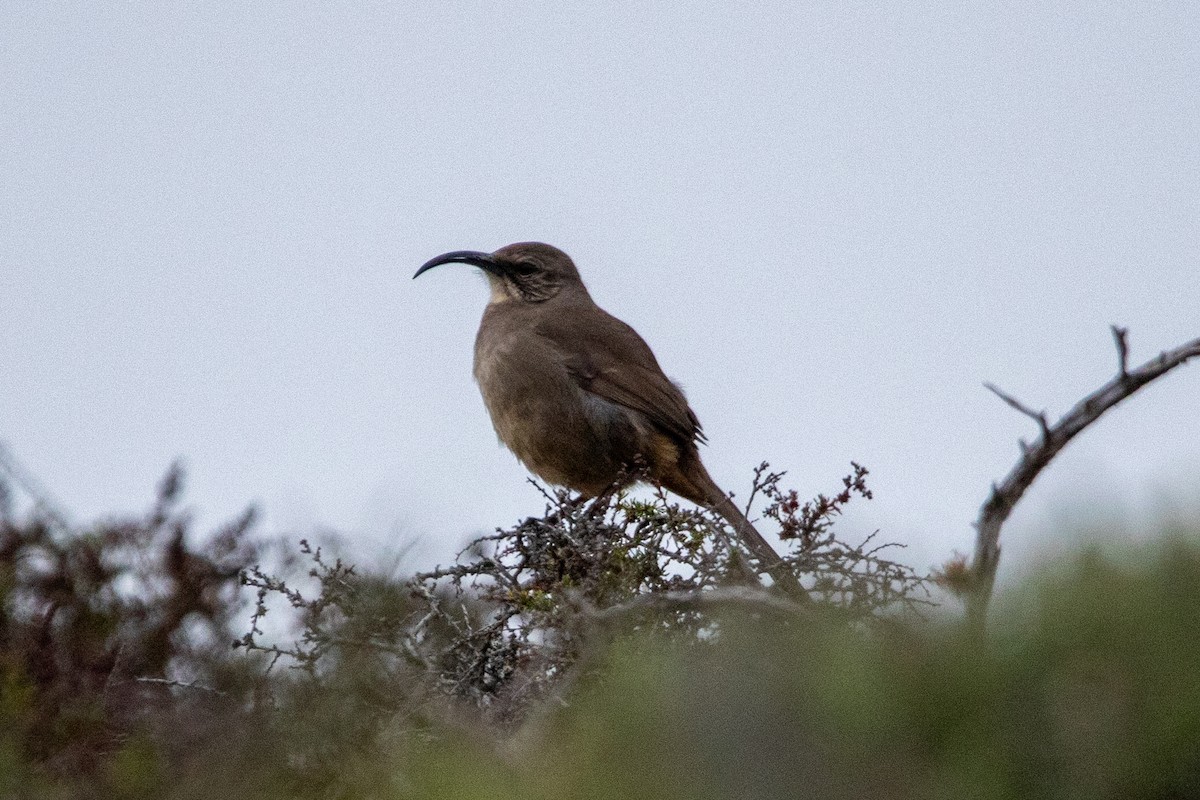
3,3,1198,587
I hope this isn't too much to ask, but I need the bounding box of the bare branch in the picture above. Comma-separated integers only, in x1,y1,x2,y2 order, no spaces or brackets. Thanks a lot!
581,585,812,624
1111,324,1130,378
984,382,1051,439
134,676,228,697
969,330,1200,631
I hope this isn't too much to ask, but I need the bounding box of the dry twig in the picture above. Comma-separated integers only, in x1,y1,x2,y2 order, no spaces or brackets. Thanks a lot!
968,327,1200,629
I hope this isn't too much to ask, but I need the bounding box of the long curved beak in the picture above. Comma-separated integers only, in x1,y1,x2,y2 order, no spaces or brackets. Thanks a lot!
413,250,502,279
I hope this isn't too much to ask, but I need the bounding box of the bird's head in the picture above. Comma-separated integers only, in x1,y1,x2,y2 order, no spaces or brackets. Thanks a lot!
414,242,584,304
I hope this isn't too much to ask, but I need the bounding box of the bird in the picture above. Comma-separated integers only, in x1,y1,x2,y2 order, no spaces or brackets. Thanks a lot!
414,242,802,594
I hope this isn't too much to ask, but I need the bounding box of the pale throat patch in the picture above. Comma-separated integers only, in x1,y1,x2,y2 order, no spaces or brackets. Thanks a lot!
484,273,514,304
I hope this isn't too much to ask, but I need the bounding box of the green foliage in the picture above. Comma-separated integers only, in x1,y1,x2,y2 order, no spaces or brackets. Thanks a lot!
395,534,1200,800
2,465,1199,799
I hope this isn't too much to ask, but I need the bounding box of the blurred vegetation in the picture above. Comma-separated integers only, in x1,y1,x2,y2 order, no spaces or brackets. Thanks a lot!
2,465,1198,799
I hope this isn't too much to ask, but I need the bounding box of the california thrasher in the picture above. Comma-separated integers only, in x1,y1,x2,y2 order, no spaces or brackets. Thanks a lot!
415,242,799,592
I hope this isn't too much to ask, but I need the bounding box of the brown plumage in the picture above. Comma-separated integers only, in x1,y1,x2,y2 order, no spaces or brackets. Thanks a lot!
415,242,801,593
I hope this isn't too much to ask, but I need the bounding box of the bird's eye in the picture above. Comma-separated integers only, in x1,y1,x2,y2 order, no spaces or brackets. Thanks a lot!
512,261,538,276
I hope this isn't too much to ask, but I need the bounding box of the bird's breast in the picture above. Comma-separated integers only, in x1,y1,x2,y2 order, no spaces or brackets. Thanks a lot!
471,318,644,493
472,329,573,444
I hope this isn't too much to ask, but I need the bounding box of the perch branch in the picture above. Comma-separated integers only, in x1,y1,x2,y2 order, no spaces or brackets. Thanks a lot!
521,584,812,731
134,676,228,697
968,329,1200,631
582,584,811,623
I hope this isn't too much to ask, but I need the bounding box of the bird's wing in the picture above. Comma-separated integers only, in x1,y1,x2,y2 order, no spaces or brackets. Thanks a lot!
542,305,705,444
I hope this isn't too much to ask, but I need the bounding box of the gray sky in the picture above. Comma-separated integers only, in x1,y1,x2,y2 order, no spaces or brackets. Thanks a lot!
3,3,1198,585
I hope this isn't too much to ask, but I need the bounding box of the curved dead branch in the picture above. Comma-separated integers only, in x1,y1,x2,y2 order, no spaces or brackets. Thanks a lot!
968,327,1200,629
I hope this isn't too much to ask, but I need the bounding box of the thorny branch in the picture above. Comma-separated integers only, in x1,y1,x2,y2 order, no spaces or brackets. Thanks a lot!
967,328,1200,630
240,465,930,725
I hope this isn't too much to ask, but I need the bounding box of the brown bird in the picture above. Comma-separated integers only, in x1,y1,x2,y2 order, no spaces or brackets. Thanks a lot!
415,242,800,593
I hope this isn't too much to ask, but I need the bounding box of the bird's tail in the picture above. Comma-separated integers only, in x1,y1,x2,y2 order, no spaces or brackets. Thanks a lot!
658,443,808,599
707,490,808,600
